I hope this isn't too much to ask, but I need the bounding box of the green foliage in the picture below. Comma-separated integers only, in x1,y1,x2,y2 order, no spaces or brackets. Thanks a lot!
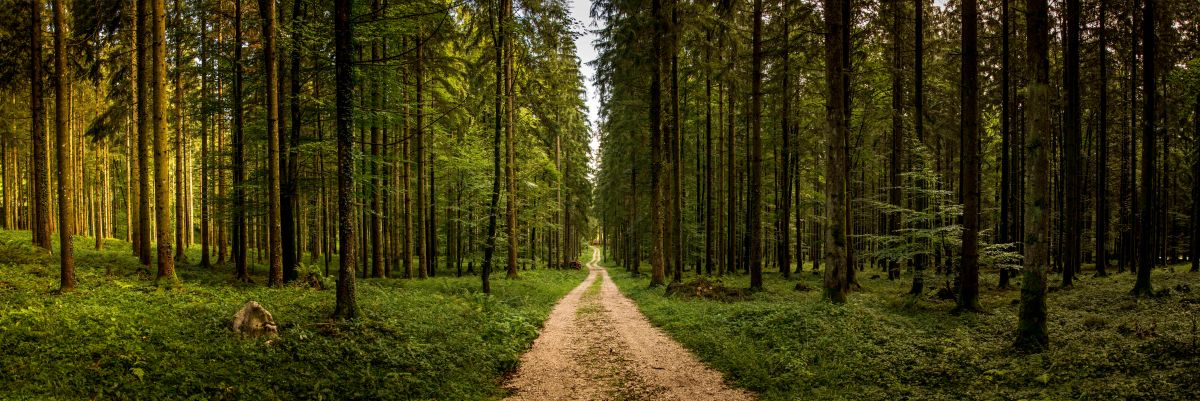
0,229,585,400
607,257,1200,400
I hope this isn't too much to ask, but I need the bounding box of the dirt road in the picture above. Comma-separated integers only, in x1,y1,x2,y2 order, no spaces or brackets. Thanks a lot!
503,247,754,401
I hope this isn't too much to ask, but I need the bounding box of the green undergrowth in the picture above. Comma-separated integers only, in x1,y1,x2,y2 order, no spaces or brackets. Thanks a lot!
0,229,585,400
604,255,1200,400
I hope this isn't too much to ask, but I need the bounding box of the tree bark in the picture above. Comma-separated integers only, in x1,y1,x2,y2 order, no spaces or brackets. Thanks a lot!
31,0,51,251
1132,0,1155,297
747,0,764,290
259,0,283,287
1062,0,1081,288
232,0,248,282
152,0,176,283
333,0,358,319
53,0,74,291
823,0,850,303
1015,0,1051,352
958,0,982,312
1096,0,1109,277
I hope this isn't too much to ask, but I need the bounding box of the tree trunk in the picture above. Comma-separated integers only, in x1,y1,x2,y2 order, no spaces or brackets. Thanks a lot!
1132,0,1156,297
482,4,502,293
958,0,982,312
1015,0,1051,352
1062,0,1081,288
333,0,358,319
1096,0,1109,277
648,0,666,287
282,0,302,282
259,0,283,287
173,0,188,265
778,0,793,279
152,0,176,283
747,0,764,290
53,0,74,291
30,0,51,251
909,0,926,296
503,0,518,280
823,0,850,303
232,0,249,282
888,0,903,281
369,0,383,279
416,31,428,279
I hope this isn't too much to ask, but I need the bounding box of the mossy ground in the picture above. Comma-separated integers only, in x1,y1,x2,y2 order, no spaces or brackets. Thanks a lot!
606,256,1200,400
0,229,585,400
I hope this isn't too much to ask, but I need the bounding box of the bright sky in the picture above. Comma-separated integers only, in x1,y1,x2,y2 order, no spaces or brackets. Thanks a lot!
568,0,602,172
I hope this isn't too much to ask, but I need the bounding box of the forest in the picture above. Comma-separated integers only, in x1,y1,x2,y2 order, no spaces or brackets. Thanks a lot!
0,0,1198,398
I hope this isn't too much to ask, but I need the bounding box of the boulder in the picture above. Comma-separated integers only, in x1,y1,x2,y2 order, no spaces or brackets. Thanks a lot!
231,301,278,338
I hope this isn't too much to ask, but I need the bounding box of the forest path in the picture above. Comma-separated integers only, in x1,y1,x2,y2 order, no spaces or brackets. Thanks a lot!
503,247,754,401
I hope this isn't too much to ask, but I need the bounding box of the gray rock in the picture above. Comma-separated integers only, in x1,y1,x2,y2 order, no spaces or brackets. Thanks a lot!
231,301,278,338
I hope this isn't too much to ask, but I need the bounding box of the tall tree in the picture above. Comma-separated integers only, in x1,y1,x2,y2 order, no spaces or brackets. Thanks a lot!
823,0,850,303
747,0,763,290
1015,0,1051,352
282,0,303,282
909,0,926,296
152,0,176,282
173,0,188,265
958,0,982,312
137,0,152,267
1095,0,1109,277
1191,91,1199,273
30,0,50,250
999,0,1013,287
260,0,283,287
503,0,518,280
332,0,357,319
482,1,502,293
888,0,903,281
1062,0,1081,288
648,0,666,287
232,0,249,282
53,0,74,291
1131,0,1155,297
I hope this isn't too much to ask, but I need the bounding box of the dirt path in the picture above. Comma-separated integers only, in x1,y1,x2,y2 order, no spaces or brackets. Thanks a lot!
503,247,754,401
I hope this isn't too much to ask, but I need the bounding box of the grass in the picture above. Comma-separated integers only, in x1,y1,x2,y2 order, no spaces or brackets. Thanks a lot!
604,255,1200,400
0,229,586,400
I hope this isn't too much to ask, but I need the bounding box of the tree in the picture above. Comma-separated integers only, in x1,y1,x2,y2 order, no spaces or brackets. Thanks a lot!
909,0,926,296
1132,0,1156,297
1015,0,1051,352
1062,0,1081,288
887,0,903,282
30,0,51,251
1095,0,1109,277
232,0,249,282
957,0,982,312
332,0,357,319
53,0,74,291
137,0,153,268
648,0,666,287
823,0,850,303
503,0,518,280
747,0,763,291
999,0,1014,288
260,0,283,287
1193,90,1199,273
152,0,175,283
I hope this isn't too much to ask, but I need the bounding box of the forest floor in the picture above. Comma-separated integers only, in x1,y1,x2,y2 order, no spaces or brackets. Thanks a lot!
0,229,586,400
503,247,753,401
606,255,1200,400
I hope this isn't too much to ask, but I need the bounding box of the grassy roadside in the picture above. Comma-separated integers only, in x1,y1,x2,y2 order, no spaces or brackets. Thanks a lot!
602,253,1200,400
0,229,585,400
